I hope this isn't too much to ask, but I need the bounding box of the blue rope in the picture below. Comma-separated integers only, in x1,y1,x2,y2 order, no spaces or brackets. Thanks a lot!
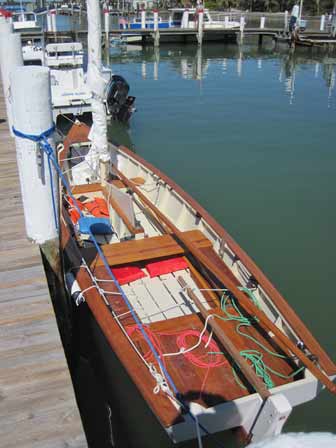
12,125,58,230
13,125,225,447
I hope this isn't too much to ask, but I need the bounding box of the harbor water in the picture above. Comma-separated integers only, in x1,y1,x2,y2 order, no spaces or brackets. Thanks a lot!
106,41,336,436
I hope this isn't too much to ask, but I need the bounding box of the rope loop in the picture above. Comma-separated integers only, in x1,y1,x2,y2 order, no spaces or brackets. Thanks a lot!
149,364,170,395
12,124,56,146
12,125,58,228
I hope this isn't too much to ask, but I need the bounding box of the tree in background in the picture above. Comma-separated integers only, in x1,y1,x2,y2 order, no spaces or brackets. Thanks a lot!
263,0,280,10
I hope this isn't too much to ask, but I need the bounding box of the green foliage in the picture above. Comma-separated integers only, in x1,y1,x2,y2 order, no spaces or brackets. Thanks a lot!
203,0,336,13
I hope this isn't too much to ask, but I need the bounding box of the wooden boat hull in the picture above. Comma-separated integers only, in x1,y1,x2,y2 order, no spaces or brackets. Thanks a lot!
60,123,336,445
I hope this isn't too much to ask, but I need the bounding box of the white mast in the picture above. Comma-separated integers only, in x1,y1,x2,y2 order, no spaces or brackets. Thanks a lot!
72,0,110,184
86,0,109,160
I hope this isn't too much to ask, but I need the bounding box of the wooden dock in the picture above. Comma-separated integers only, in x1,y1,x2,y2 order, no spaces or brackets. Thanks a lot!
0,83,87,447
38,26,336,49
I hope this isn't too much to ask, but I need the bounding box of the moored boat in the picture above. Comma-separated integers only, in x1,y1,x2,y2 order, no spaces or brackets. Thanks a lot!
169,8,240,30
5,0,334,445
59,121,336,447
12,11,40,32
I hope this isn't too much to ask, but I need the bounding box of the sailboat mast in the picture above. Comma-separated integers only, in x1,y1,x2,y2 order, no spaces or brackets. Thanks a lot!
86,0,109,160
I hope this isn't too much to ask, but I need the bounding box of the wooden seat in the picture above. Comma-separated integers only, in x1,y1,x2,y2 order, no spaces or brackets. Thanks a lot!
82,229,213,269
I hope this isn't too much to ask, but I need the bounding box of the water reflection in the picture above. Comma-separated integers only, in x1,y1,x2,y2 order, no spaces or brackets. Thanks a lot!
108,44,336,107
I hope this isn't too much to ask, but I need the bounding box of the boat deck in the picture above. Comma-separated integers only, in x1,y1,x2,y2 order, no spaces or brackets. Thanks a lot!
0,83,87,447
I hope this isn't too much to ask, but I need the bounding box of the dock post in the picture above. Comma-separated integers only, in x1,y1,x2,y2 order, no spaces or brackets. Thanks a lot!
10,66,58,244
260,16,265,29
47,11,52,32
0,16,12,34
320,14,325,31
224,15,229,29
0,32,23,135
284,10,288,32
153,8,160,47
104,8,110,52
141,8,146,29
51,10,57,37
197,7,204,46
239,16,245,44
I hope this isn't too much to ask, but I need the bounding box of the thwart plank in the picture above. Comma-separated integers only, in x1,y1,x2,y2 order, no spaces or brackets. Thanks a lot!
0,82,87,447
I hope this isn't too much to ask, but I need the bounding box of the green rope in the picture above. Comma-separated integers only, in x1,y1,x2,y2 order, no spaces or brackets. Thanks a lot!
212,289,304,390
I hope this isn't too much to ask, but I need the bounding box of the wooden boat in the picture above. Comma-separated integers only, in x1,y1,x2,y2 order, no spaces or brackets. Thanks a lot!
59,122,336,447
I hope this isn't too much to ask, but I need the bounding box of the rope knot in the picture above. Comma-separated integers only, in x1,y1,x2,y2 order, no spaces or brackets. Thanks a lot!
149,364,170,395
11,124,58,229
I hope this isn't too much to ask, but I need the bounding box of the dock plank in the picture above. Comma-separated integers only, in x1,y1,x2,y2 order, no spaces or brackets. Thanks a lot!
0,81,87,447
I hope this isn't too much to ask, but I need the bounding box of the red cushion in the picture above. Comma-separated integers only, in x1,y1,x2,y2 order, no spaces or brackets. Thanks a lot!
146,257,188,278
111,266,146,285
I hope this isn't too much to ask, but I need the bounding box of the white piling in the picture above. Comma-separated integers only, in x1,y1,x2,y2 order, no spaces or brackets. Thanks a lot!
320,14,325,31
141,9,146,29
284,10,288,31
153,9,158,31
260,16,265,29
153,8,160,47
181,10,189,29
0,32,23,135
0,17,13,34
239,16,245,44
104,8,110,37
47,12,52,32
51,11,57,33
197,8,204,46
11,66,58,244
104,7,110,51
240,16,245,32
224,16,229,29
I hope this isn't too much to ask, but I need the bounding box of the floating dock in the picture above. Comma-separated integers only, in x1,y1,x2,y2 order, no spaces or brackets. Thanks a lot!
0,82,87,448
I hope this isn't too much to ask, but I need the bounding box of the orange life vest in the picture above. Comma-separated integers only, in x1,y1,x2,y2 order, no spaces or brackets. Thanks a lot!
67,196,109,224
84,197,109,218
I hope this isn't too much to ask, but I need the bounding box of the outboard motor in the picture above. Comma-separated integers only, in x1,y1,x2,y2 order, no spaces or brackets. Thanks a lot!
105,75,136,122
